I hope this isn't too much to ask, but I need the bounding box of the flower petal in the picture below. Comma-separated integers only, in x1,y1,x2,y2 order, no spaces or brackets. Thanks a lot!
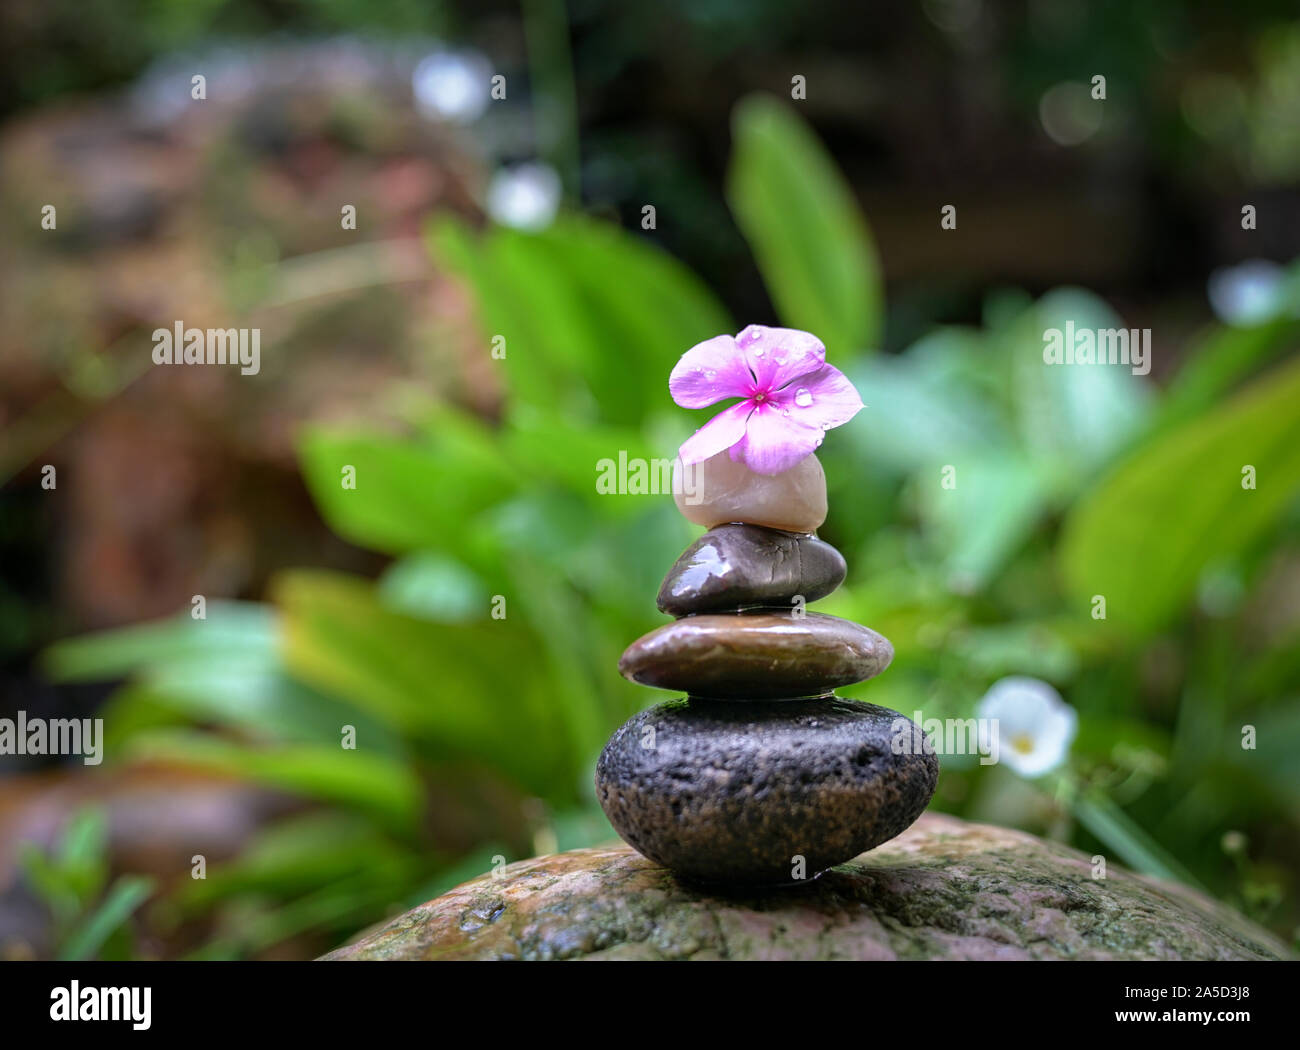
769,363,864,432
976,677,1077,779
730,402,825,475
737,325,826,394
669,334,754,408
678,400,753,464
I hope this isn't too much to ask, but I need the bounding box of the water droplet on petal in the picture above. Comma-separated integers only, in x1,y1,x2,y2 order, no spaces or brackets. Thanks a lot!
705,369,716,379
775,356,786,365
753,346,765,357
794,387,813,407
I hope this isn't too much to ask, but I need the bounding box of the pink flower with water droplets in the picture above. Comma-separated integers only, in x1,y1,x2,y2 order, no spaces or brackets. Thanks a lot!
669,325,864,475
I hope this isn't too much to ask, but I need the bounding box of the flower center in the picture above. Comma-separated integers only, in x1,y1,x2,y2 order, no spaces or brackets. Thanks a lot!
1010,732,1036,755
753,392,766,403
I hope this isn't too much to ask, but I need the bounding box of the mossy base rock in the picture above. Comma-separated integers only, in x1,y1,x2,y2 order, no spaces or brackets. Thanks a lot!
321,814,1291,961
595,697,936,884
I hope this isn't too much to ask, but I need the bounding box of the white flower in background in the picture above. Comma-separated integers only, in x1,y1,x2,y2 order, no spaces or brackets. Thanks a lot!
977,676,1077,778
413,49,492,123
486,163,562,231
1207,259,1288,326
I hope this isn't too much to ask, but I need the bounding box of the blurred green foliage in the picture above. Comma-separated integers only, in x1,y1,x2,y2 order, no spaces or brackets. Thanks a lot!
42,94,1300,955
727,94,884,358
19,808,154,960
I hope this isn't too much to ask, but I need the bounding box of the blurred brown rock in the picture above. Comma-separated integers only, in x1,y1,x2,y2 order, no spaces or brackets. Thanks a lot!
0,42,498,628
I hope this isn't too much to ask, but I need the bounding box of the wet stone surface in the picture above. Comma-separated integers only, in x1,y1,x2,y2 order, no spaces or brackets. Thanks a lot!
593,696,936,884
319,813,1292,961
657,523,846,616
673,450,827,533
618,611,892,699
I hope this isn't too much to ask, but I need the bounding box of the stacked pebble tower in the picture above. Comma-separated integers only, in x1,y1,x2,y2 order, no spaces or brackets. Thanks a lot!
596,449,938,885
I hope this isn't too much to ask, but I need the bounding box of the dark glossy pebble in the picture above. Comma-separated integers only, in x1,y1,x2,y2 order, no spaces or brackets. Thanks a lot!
595,696,938,885
657,523,847,616
618,611,892,700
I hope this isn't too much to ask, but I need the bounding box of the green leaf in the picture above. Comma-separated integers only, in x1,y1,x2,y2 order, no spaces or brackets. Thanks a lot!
1007,288,1153,473
18,846,80,926
45,604,406,754
121,730,424,831
195,872,403,959
57,807,108,877
19,806,112,930
430,216,602,419
297,410,518,559
913,452,1055,591
545,216,732,423
274,570,578,797
846,327,1011,475
378,552,490,623
178,813,418,910
727,94,883,355
1158,317,1300,434
502,408,658,517
1060,355,1300,635
1072,792,1205,891
946,622,1080,682
137,664,407,755
59,876,154,961
1222,703,1300,810
95,687,188,753
43,602,276,681
1071,716,1172,764
488,227,608,409
432,214,730,425
504,557,609,774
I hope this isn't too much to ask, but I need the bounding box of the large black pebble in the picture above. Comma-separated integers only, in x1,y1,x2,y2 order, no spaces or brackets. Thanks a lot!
595,696,938,885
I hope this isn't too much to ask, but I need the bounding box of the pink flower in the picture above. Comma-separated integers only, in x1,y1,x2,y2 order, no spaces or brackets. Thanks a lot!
669,325,864,475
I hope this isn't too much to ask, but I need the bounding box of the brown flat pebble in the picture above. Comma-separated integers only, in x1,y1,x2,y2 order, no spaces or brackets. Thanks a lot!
618,611,892,699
